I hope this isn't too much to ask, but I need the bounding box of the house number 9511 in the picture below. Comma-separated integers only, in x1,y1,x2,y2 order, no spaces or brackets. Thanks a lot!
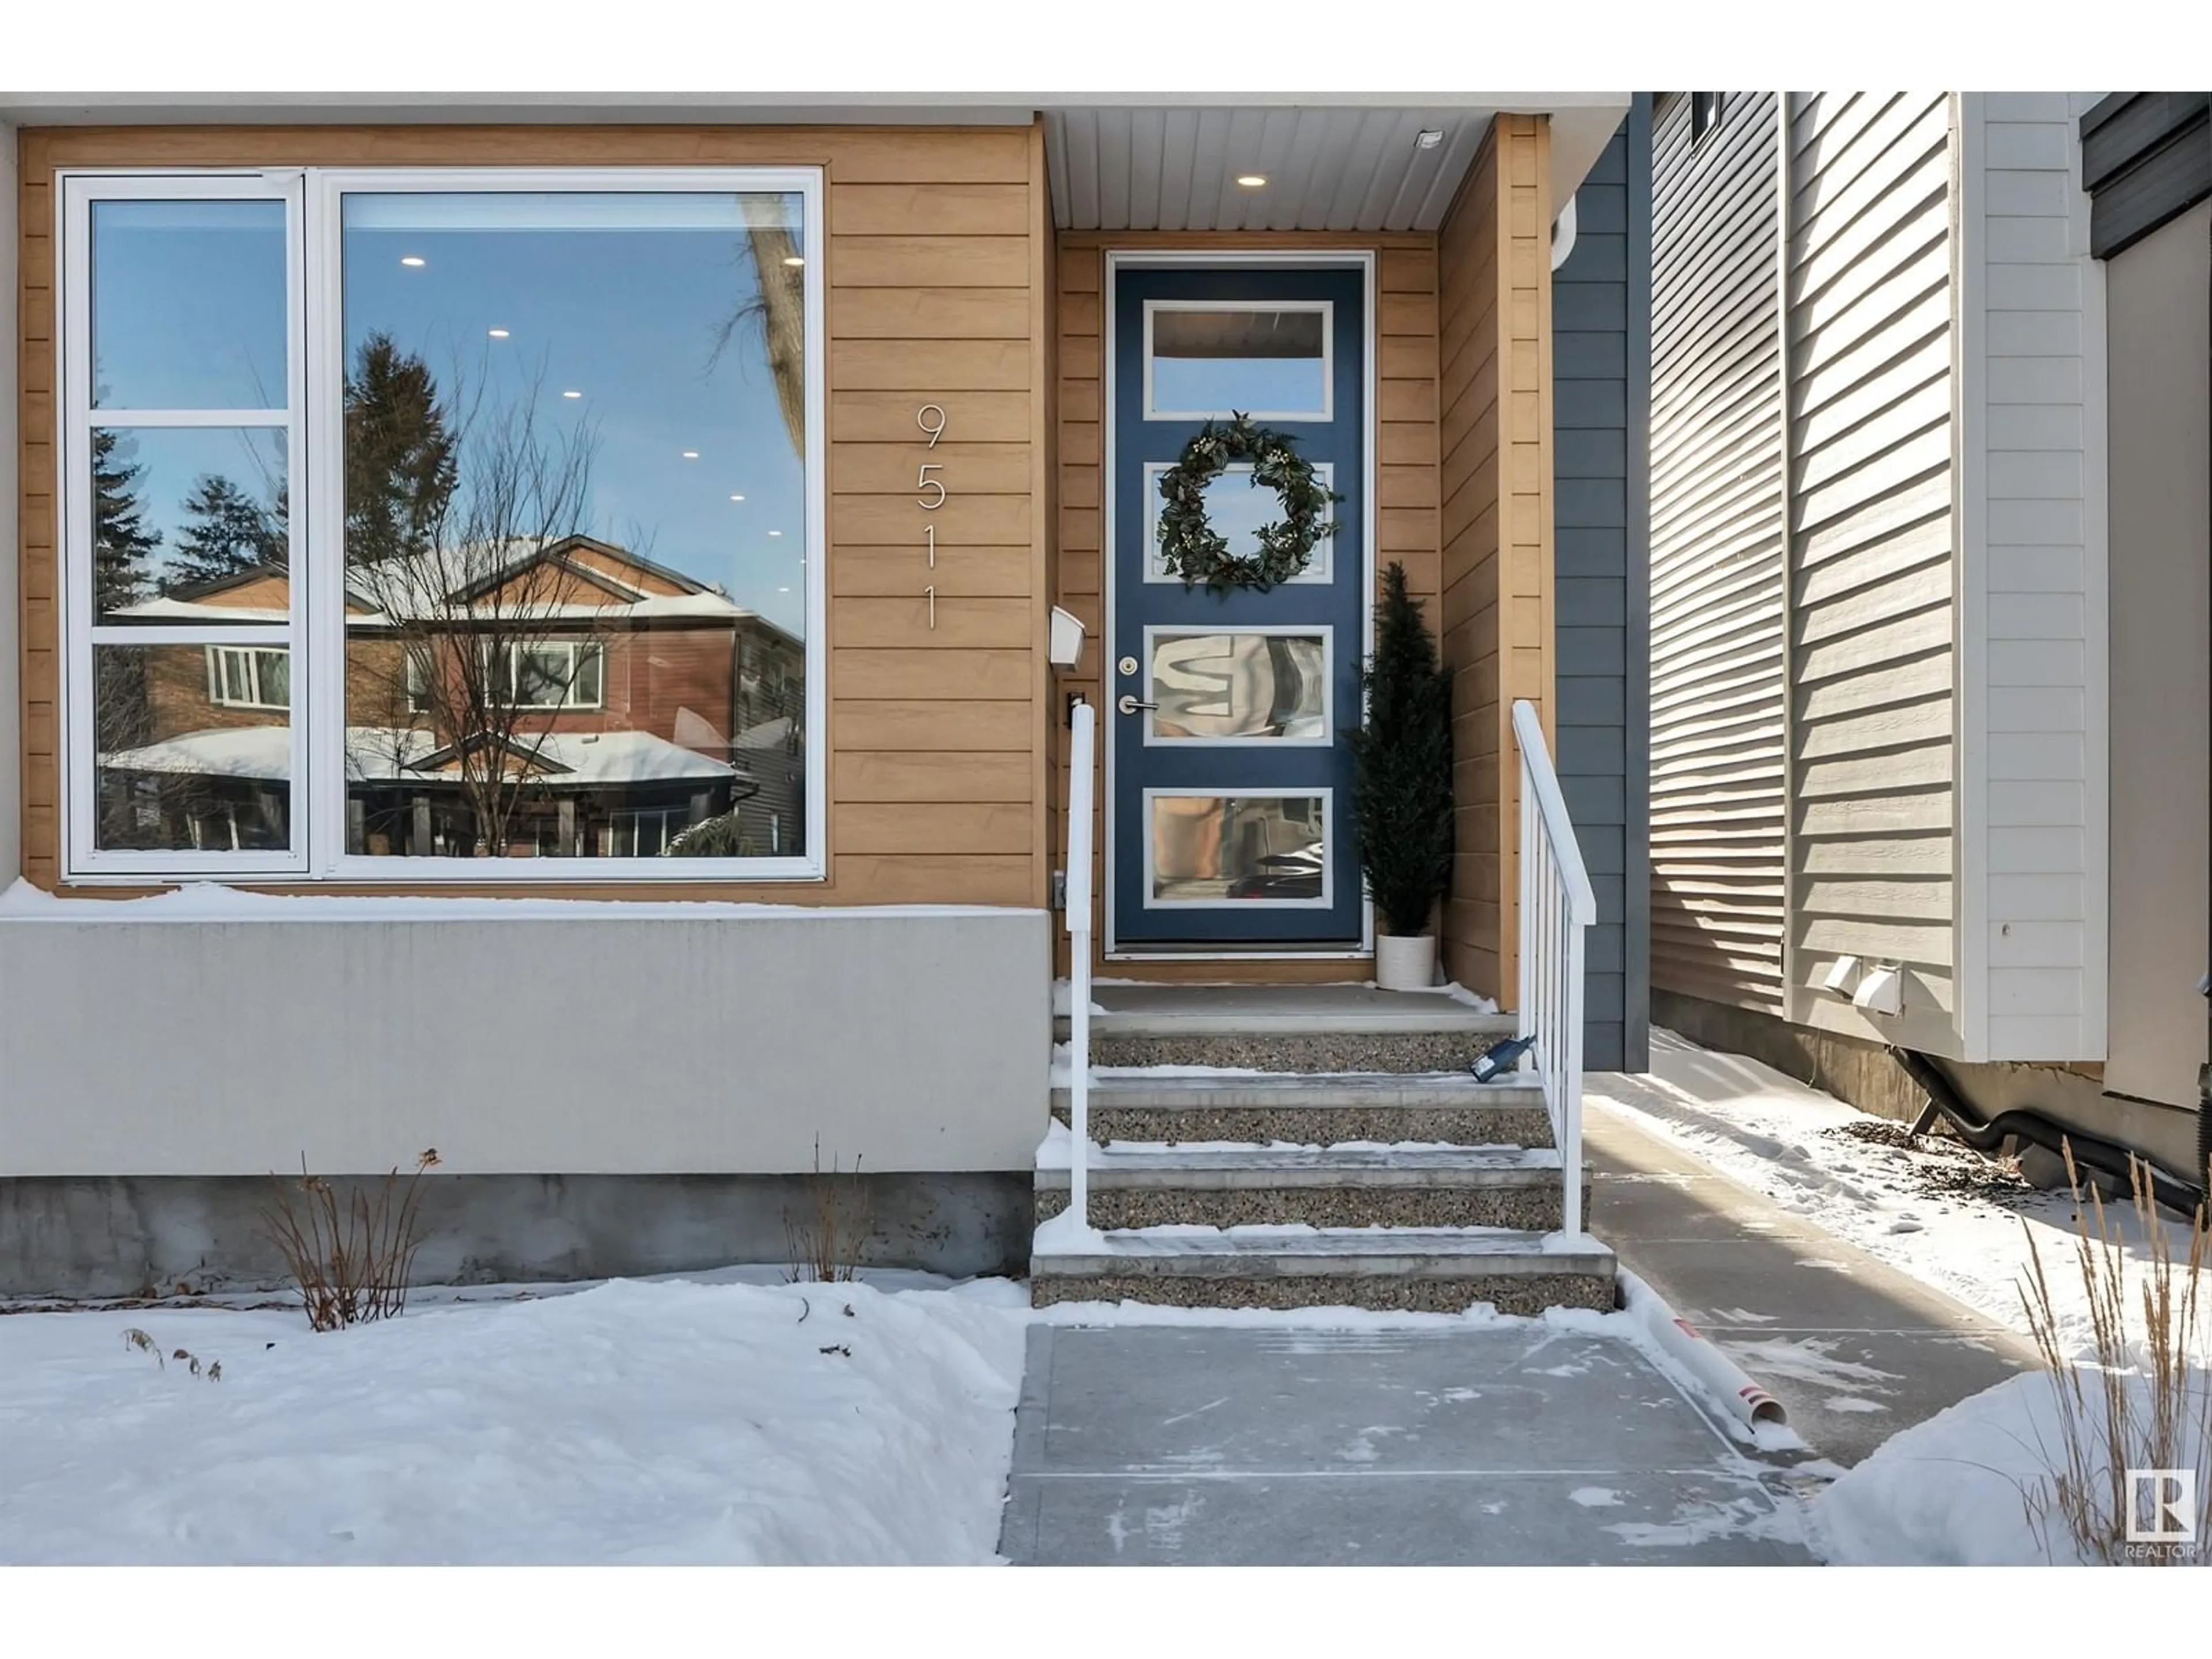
917,403,948,630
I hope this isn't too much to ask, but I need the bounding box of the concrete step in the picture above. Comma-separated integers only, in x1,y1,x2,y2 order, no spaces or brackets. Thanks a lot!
1050,1070,1556,1149
1034,1139,1581,1231
1057,984,1517,1073
1029,1222,1616,1316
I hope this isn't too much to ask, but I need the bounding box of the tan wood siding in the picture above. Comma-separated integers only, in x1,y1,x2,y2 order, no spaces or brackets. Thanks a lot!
14,122,1055,906
1049,229,1444,983
1646,91,1790,1014
1783,93,1960,1047
1435,115,1554,1003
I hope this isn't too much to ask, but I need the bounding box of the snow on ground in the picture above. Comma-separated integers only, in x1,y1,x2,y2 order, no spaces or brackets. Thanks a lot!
1588,1028,2207,1359
1816,1366,2211,1566
0,1274,1029,1566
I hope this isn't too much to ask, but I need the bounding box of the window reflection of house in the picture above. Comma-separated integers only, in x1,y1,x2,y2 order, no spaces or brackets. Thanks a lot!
100,534,804,858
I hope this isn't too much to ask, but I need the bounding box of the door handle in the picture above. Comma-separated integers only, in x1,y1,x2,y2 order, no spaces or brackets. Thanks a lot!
1117,695,1158,715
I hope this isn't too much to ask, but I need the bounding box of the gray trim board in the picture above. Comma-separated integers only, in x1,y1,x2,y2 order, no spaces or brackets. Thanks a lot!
1550,105,1651,1072
1623,93,1653,1072
2081,92,2211,258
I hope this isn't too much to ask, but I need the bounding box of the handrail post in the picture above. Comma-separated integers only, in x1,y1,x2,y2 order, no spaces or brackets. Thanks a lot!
1065,699,1096,1231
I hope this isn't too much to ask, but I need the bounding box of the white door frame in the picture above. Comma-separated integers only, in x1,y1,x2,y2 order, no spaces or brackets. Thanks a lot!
1100,248,1380,961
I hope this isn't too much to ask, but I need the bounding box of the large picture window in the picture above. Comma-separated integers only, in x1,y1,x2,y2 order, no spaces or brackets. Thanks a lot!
59,167,826,880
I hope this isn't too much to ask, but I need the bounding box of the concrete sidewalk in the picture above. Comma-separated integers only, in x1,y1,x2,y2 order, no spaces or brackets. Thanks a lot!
999,1321,1815,1565
1585,1101,2039,1466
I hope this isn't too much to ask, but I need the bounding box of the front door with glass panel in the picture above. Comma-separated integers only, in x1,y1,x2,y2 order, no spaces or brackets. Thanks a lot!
1109,263,1365,950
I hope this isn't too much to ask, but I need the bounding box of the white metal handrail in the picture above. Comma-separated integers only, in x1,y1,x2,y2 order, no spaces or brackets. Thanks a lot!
1512,698,1598,1240
1065,699,1097,1230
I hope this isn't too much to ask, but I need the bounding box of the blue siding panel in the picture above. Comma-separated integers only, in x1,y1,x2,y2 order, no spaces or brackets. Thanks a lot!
1551,104,1652,1073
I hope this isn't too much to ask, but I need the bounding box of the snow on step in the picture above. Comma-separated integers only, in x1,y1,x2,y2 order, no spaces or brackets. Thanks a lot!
1033,1127,1563,1186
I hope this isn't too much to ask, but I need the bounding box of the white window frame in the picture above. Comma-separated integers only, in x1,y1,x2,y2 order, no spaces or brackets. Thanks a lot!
58,164,829,885
1141,298,1335,422
206,644,292,711
487,639,605,712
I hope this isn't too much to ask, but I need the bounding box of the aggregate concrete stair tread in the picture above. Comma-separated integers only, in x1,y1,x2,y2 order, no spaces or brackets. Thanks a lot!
1034,1141,1566,1185
1028,1224,1616,1315
1050,1069,1556,1149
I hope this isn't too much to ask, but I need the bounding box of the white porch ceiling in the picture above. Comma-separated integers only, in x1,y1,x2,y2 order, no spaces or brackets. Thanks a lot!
1043,97,1630,233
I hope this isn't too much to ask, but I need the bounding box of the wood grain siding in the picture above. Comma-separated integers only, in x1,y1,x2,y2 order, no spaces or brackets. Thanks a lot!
1050,229,1443,982
1783,93,1960,1050
1646,92,1789,1014
1437,115,1554,1003
1551,107,1650,1071
1957,92,2108,1060
15,123,1055,906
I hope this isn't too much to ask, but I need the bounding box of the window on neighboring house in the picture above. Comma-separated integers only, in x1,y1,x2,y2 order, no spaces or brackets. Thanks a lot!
489,641,605,710
1691,92,1725,144
206,645,291,710
59,166,824,880
404,649,432,715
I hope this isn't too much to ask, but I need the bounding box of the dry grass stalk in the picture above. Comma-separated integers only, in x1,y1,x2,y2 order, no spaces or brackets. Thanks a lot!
2017,1143,2210,1564
783,1137,872,1285
259,1149,443,1332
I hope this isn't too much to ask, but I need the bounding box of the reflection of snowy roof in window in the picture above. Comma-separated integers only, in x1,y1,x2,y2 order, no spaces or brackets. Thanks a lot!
100,725,741,786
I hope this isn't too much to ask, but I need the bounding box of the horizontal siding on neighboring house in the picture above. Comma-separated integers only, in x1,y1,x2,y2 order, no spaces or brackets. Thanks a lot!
1783,92,1960,1051
1647,90,1789,1015
1958,91,2108,1061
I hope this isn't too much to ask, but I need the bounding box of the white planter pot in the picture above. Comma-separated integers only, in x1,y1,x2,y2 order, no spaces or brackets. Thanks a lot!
1374,933,1438,993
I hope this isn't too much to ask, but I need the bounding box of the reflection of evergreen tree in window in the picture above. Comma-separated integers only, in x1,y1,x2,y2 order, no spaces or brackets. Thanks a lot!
344,332,457,563
92,425,160,612
170,474,286,590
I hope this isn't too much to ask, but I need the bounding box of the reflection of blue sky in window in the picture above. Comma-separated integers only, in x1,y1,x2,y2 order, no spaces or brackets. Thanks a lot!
1152,356,1326,416
342,193,808,637
92,202,289,410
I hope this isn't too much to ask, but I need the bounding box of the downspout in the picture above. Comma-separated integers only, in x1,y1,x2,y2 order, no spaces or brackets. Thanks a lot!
1891,1045,2208,1221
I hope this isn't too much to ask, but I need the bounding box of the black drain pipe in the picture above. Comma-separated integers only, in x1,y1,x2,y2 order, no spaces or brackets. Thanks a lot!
1889,1046,2207,1222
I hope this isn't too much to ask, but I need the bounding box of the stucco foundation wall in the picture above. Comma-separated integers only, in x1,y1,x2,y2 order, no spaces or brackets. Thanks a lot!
0,904,1049,1177
0,1171,1031,1298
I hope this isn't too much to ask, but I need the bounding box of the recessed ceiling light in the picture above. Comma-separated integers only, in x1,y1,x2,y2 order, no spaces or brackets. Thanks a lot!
782,255,805,267
561,390,582,399
729,493,746,502
767,529,783,537
1235,173,1267,188
1415,130,1445,151
680,450,699,459
778,585,791,593
487,327,510,339
400,255,426,267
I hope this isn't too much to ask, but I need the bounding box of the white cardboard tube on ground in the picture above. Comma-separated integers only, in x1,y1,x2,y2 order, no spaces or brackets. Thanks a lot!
1617,1268,1787,1427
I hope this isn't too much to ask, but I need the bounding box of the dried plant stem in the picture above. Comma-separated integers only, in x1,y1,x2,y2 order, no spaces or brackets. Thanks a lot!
259,1149,443,1332
783,1136,872,1285
2016,1142,2210,1564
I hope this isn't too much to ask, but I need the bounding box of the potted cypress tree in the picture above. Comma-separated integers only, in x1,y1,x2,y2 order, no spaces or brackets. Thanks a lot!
1347,561,1454,991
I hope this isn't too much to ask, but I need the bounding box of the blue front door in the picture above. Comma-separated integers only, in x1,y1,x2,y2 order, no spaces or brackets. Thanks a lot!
1109,264,1366,949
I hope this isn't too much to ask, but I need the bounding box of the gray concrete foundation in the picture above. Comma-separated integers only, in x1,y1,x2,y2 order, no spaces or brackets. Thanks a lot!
0,1171,1032,1299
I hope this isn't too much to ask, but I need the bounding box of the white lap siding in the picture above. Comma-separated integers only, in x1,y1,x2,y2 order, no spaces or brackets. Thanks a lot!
1783,92,1961,1053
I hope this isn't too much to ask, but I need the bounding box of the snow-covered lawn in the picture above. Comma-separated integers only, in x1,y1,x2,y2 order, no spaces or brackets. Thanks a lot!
1819,1368,2210,1566
1589,1028,2205,1357
0,1272,1029,1566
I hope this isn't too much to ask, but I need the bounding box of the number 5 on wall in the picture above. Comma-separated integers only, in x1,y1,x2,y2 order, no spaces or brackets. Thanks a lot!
916,463,946,510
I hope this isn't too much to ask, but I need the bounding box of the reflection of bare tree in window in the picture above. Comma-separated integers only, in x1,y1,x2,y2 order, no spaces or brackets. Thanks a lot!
342,340,604,857
710,196,809,457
